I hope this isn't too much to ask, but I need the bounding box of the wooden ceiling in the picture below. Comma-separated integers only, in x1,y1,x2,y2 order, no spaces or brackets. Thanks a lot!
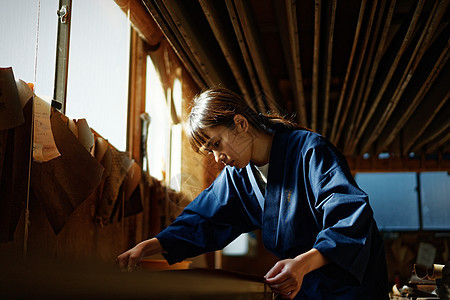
131,0,449,161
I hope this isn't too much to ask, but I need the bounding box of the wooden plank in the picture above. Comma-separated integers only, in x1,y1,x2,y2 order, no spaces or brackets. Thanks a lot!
344,0,388,153
358,0,425,154
198,0,254,108
376,0,450,152
321,0,337,136
311,0,321,131
225,0,266,112
330,0,366,143
286,0,308,125
346,0,396,154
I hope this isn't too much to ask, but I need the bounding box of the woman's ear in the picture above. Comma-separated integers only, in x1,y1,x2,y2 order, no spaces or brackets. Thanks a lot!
233,114,248,133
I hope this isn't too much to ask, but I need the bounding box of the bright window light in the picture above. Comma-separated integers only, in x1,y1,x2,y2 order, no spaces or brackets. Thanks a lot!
145,56,169,181
0,0,58,97
169,78,183,191
65,0,130,151
223,233,250,256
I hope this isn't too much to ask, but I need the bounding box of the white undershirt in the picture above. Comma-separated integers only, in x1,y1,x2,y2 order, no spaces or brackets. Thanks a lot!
254,163,269,190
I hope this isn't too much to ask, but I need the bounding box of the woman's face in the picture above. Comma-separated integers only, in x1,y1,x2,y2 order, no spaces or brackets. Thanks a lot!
202,122,254,169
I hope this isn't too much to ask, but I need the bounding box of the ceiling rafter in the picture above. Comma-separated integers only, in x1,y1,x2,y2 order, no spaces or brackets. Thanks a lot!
225,0,266,112
321,0,337,136
357,0,425,154
133,0,449,162
142,0,207,88
344,0,388,154
374,0,449,153
330,0,367,143
311,0,321,131
410,102,450,154
333,0,378,146
403,83,449,155
345,0,396,154
380,38,450,154
232,0,281,113
198,0,255,109
286,0,308,126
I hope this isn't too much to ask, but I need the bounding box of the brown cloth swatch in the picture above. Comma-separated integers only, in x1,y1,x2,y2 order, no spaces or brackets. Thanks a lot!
31,110,104,235
0,67,24,130
109,161,143,223
95,146,132,226
0,99,32,242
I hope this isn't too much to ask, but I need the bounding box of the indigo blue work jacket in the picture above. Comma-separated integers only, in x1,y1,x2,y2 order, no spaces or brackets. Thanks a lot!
157,129,389,299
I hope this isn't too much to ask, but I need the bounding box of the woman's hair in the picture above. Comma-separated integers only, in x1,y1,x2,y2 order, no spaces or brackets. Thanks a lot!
187,87,305,153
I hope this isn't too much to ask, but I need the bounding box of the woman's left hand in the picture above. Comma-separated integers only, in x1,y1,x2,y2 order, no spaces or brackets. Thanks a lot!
264,258,304,299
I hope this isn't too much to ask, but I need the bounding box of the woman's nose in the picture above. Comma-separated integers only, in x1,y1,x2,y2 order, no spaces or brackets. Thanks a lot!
213,152,225,164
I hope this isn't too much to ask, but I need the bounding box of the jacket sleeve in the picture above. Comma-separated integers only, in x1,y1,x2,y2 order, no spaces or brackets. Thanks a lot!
156,167,260,264
307,137,376,283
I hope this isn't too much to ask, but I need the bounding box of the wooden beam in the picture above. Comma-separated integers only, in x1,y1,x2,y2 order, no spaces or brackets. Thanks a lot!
225,0,266,112
345,0,388,153
333,0,378,146
347,155,450,172
382,40,450,154
358,0,425,154
403,85,449,155
286,0,308,126
114,0,163,46
346,0,396,154
410,103,450,154
321,0,337,136
198,0,254,108
127,29,147,163
376,0,450,152
142,0,207,88
160,0,236,88
426,131,450,155
311,0,321,131
233,0,281,113
330,0,366,143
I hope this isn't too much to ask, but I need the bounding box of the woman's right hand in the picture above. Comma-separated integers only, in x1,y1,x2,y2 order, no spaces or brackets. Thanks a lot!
116,237,163,271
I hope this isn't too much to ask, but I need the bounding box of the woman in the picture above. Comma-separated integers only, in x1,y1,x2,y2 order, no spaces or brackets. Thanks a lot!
117,87,389,299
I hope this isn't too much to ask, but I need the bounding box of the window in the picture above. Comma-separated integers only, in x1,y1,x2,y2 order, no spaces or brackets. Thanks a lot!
145,56,169,181
64,0,130,151
1,0,130,151
355,172,450,231
420,172,450,230
0,0,58,97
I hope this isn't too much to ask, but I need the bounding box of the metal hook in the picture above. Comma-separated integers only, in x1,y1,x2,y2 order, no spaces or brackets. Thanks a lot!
57,5,68,24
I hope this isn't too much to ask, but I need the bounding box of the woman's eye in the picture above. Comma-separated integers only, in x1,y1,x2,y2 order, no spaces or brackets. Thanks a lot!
213,141,220,148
